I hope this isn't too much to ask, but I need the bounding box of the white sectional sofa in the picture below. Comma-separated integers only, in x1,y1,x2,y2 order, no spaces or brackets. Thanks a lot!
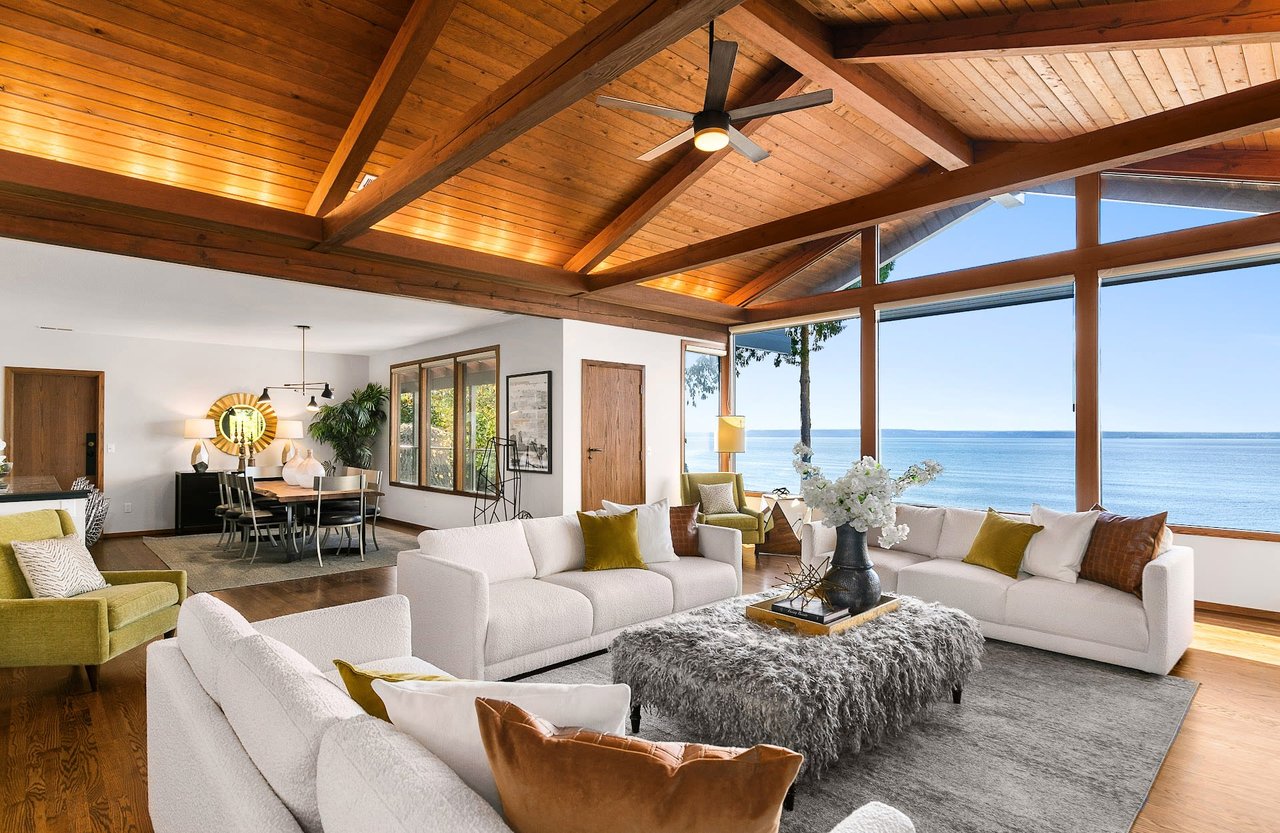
399,514,745,680
148,593,916,833
801,505,1194,674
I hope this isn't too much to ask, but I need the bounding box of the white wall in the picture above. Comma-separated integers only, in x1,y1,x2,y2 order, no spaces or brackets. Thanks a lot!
0,327,368,534
1181,533,1280,613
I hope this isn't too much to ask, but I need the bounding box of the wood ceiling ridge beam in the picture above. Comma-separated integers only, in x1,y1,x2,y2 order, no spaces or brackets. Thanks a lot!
584,76,1280,292
833,0,1280,63
722,0,973,171
318,0,746,249
563,64,807,274
306,0,460,218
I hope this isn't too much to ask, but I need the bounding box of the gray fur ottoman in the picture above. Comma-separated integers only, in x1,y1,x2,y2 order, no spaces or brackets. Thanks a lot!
610,593,984,781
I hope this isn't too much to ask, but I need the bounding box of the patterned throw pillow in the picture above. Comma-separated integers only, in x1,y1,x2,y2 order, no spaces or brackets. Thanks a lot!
11,534,108,598
1079,507,1169,597
669,503,701,557
697,482,739,515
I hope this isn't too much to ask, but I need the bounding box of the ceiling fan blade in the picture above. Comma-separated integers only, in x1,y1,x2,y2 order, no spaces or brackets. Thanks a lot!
727,126,769,163
728,89,834,122
596,95,694,122
638,128,696,161
703,40,738,112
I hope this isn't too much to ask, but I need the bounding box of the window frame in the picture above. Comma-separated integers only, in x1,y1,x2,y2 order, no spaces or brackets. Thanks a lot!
680,339,729,474
388,345,500,498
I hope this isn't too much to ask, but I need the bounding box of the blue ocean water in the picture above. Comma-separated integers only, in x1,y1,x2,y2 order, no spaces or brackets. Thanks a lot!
685,429,1280,532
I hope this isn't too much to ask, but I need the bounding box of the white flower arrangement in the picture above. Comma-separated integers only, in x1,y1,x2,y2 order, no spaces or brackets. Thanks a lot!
793,443,942,548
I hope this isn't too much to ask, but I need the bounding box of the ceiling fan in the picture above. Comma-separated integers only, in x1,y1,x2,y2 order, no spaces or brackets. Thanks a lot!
596,21,834,163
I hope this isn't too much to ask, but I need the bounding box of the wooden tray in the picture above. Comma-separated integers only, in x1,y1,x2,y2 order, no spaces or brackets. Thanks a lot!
745,594,902,636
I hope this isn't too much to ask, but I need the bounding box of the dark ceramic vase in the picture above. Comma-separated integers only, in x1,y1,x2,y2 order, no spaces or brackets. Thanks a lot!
823,524,882,614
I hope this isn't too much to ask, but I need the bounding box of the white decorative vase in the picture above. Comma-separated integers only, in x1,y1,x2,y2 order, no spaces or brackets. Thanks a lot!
282,451,304,486
293,450,325,489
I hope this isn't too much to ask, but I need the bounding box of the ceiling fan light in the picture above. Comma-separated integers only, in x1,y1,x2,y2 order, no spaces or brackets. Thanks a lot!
693,127,729,152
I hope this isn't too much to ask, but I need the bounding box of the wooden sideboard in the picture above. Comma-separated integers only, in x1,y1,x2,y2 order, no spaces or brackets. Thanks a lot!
174,471,221,534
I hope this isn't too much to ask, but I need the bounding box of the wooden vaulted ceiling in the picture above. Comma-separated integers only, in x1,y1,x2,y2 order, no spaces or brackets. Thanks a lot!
4,0,1280,335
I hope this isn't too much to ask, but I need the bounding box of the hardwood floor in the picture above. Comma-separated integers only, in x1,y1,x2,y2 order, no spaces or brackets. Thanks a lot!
1,536,1277,832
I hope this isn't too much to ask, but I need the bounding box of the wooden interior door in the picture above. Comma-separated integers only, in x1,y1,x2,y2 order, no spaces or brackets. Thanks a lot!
4,367,104,489
581,360,645,510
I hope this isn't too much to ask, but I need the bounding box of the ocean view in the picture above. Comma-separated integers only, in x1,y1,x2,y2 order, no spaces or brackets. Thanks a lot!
685,429,1280,532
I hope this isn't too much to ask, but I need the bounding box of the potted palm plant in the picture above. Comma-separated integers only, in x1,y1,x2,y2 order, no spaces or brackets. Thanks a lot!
307,383,390,470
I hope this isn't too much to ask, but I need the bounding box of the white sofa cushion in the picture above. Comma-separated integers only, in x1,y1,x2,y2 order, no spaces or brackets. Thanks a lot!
541,569,675,634
830,802,916,833
416,519,535,584
1006,576,1149,652
866,547,930,594
884,504,946,557
176,593,257,704
897,559,1017,623
602,498,679,564
1024,505,1100,583
317,715,513,833
520,515,586,577
648,556,738,611
935,507,988,560
374,678,631,811
485,579,594,664
217,634,363,833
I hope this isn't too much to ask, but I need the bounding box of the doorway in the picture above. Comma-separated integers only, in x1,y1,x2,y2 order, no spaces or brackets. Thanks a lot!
581,360,644,510
4,367,104,489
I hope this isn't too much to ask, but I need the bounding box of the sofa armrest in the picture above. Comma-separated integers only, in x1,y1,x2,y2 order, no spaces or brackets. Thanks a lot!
0,596,109,665
697,524,742,594
397,550,489,679
800,522,837,569
1141,545,1195,675
827,802,915,833
255,595,412,672
102,569,188,601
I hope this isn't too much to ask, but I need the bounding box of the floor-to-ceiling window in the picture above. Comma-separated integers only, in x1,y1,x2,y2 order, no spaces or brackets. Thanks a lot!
683,343,723,473
1100,267,1280,531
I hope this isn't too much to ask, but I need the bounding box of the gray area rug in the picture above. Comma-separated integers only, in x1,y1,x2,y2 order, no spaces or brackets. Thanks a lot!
143,528,415,592
526,639,1197,833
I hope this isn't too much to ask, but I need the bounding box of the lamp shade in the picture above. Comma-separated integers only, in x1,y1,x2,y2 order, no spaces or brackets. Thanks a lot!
184,418,217,440
276,419,305,440
715,415,746,454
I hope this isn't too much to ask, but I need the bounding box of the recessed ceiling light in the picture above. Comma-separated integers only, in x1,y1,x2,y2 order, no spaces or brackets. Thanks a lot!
357,173,378,190
38,325,73,332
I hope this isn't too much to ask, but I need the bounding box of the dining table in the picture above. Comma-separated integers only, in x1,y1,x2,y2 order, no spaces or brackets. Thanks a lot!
253,478,385,562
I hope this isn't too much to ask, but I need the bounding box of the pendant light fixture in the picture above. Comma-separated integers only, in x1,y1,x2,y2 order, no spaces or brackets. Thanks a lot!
259,325,336,412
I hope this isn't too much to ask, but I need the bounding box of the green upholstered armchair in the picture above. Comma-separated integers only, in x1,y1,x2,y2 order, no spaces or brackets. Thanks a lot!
0,508,186,691
680,472,774,545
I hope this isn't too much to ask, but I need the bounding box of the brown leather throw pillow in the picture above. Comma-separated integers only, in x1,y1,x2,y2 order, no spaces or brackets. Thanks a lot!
1079,505,1168,597
475,698,802,833
670,503,701,557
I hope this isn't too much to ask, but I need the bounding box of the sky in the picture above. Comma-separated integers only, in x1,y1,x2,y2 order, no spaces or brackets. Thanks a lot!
689,191,1280,435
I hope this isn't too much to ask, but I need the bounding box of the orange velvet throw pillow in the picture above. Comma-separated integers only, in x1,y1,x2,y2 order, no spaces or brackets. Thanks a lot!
475,698,802,833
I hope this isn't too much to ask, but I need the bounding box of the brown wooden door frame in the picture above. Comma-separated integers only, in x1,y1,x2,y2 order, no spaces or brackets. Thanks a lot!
3,366,105,489
581,359,645,510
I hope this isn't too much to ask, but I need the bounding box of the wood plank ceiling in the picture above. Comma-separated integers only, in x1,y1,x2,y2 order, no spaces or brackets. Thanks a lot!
2,0,1280,319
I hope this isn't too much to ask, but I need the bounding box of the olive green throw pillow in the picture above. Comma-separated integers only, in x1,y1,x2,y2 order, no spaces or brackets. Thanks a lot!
333,659,454,721
577,510,648,571
962,509,1044,579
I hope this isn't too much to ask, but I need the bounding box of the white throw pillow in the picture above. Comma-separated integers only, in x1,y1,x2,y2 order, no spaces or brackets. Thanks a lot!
935,507,988,560
601,498,678,564
374,678,632,811
11,535,108,598
698,482,739,515
880,504,946,557
1023,505,1100,583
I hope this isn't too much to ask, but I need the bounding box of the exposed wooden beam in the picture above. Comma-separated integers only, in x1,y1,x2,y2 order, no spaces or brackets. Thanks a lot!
722,232,855,306
723,0,972,170
306,0,459,217
564,65,807,274
587,77,1280,292
744,205,1280,322
320,0,744,248
1119,148,1280,182
833,0,1280,63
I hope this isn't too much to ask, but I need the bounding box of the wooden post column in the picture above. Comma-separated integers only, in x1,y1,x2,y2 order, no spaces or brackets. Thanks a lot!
860,228,880,460
1074,174,1102,510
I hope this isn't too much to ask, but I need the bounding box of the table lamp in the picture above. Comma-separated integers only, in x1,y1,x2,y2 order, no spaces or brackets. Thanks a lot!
715,415,747,460
184,418,217,473
276,420,305,464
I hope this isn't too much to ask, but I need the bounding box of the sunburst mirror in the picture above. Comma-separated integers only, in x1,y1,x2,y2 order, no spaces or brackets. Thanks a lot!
206,392,278,455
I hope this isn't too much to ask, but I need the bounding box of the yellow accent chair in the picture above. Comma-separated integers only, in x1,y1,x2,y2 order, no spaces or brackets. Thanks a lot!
680,472,774,545
0,508,186,691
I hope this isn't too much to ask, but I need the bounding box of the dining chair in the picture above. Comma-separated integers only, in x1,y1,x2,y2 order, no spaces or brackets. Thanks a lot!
307,474,366,567
231,473,288,563
342,467,383,551
215,472,243,549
